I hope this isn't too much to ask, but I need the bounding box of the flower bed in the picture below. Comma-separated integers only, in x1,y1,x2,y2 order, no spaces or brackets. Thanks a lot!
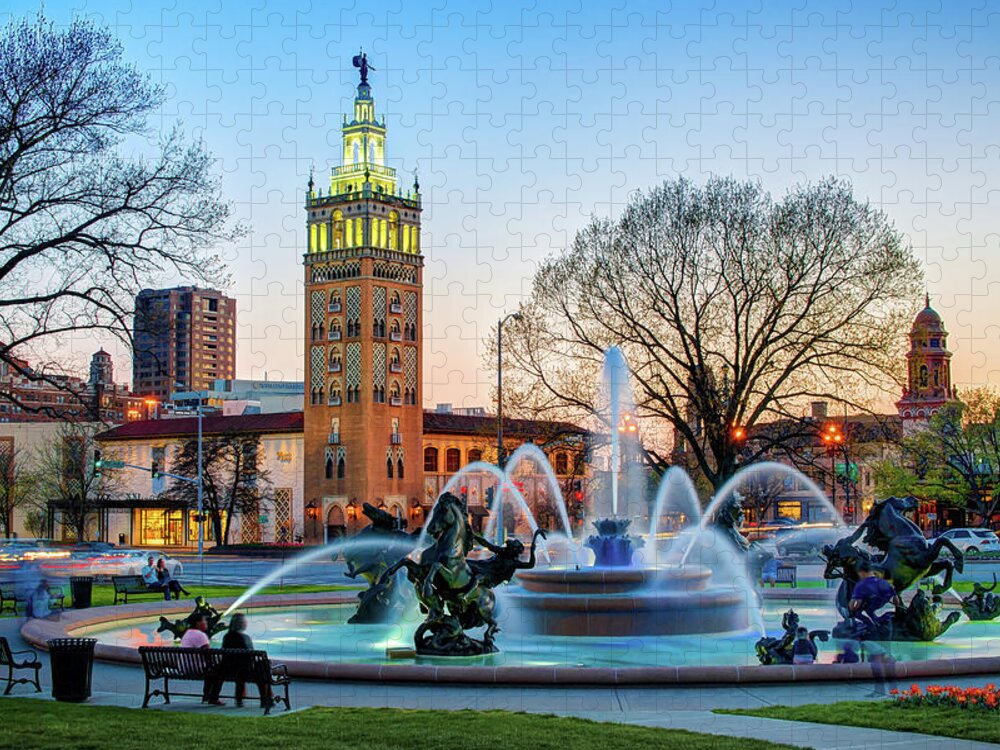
891,683,1000,710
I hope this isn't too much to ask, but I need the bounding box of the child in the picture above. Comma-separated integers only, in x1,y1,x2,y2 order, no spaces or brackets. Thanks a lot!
834,641,860,664
791,626,817,664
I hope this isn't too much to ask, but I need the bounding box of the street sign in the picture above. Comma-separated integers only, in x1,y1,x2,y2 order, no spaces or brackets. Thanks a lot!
103,460,125,469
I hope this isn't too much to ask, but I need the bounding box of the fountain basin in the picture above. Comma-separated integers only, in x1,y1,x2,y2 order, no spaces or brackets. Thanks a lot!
504,565,748,636
516,566,710,595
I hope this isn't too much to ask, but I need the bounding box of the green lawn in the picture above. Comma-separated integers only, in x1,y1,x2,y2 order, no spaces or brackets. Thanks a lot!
717,701,1000,744
0,701,797,750
3,583,358,617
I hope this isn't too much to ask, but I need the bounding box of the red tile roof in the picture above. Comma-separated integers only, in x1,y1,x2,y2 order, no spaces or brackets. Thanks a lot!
423,411,587,440
96,411,303,441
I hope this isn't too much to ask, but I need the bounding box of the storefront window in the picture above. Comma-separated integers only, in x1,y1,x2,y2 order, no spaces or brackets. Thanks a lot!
776,501,802,521
138,509,185,546
187,510,225,542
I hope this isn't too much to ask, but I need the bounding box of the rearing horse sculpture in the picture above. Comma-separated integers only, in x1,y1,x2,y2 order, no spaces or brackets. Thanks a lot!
377,492,545,656
848,496,963,595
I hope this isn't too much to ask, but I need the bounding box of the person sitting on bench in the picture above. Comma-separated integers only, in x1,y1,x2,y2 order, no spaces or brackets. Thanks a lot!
141,555,170,601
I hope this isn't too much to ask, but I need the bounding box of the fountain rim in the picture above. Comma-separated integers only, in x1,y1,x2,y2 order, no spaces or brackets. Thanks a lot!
21,593,1000,686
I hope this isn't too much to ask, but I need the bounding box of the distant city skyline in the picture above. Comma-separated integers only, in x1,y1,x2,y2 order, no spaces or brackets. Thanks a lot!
5,1,999,411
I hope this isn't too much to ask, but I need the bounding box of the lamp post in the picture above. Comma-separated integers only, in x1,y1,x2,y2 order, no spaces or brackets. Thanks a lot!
495,311,522,545
821,423,844,516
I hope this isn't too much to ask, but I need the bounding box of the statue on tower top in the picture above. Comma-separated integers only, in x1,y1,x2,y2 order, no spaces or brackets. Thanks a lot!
352,50,374,85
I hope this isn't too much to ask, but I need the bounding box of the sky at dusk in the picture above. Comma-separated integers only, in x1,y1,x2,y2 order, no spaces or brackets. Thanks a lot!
5,0,1000,412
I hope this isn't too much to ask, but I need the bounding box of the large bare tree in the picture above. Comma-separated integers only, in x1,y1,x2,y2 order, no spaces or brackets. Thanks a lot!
501,176,922,492
163,433,273,546
0,14,238,414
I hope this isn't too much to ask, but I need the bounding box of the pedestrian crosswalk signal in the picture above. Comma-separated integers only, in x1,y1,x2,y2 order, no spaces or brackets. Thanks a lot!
151,460,159,479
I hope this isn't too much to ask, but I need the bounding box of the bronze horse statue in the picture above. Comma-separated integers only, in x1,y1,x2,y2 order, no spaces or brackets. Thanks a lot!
847,496,963,595
378,492,545,655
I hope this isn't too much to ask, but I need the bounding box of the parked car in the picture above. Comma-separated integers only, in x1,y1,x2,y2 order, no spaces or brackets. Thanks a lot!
776,527,854,559
937,528,1000,556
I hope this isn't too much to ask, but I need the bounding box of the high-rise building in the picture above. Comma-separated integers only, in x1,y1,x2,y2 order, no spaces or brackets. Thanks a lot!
132,286,237,399
302,56,424,540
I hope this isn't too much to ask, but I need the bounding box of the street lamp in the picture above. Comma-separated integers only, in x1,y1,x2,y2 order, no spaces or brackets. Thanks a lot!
821,423,844,513
495,311,522,545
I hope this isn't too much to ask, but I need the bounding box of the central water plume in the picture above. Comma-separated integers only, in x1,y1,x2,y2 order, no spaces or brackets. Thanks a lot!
601,346,636,517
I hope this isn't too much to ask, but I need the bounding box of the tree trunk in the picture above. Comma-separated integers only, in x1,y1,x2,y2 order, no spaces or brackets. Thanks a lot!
212,511,223,546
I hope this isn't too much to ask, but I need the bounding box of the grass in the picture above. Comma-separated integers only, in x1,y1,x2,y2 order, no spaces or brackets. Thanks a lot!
717,700,1000,744
0,700,798,750
2,583,359,617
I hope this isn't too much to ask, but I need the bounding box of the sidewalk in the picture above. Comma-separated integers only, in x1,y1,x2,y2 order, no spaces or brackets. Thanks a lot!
2,615,995,750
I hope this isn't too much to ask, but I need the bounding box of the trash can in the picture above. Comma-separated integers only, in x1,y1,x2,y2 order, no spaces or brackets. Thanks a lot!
69,576,93,609
47,638,97,702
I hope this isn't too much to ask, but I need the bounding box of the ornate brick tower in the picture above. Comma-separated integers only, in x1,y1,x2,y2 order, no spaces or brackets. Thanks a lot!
303,55,423,540
897,294,957,433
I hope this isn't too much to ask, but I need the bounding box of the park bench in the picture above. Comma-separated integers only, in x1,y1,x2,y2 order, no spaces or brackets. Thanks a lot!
0,636,41,695
111,575,163,605
775,564,797,588
138,646,290,713
0,583,65,616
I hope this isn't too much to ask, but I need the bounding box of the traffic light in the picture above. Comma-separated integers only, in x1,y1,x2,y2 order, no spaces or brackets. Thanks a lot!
151,460,159,479
93,449,102,477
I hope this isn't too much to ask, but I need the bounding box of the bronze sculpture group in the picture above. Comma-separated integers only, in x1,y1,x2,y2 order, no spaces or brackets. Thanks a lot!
342,502,417,624
755,610,829,665
961,575,1000,621
821,496,963,642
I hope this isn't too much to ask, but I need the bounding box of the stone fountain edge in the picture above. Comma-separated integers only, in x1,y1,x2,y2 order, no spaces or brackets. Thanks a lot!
20,594,1000,686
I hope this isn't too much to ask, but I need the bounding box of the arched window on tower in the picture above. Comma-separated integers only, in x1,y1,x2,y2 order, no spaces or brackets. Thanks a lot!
387,456,393,479
397,458,404,479
337,455,346,479
919,365,929,388
389,212,399,251
554,452,568,475
933,368,940,387
325,455,334,479
333,210,344,249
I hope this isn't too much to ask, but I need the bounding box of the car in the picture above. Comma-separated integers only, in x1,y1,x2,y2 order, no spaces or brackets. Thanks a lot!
776,527,855,559
937,528,1000,556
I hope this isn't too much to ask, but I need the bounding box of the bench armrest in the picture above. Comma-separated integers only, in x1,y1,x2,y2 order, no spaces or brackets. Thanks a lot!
11,648,38,660
270,662,288,676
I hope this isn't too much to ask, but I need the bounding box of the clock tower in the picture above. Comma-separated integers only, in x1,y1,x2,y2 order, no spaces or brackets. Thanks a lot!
303,57,424,539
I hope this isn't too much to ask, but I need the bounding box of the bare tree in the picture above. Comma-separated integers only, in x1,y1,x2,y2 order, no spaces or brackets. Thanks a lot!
33,422,118,541
162,433,273,545
501,177,922,491
0,14,238,415
0,440,35,538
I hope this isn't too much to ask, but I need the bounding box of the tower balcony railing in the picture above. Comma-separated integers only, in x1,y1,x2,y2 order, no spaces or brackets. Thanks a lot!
389,331,403,342
327,330,342,341
327,396,342,407
390,433,402,444
331,163,397,180
389,396,403,407
328,301,342,313
328,362,342,373
328,432,340,443
389,361,402,373
389,302,403,314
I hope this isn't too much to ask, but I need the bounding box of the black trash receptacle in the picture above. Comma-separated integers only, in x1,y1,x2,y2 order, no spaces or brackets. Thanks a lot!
69,576,93,609
47,638,97,702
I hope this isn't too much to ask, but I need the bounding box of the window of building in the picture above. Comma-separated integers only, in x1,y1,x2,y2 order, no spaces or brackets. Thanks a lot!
387,457,393,478
337,456,345,479
397,458,404,479
446,448,461,473
554,452,568,475
325,456,334,479
424,447,438,473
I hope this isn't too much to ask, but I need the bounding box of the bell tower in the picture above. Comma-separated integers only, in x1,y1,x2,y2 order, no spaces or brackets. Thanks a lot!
303,54,423,539
897,294,956,432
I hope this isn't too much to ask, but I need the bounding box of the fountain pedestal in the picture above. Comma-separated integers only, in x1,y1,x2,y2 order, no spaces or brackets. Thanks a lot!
585,518,641,567
505,565,749,636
